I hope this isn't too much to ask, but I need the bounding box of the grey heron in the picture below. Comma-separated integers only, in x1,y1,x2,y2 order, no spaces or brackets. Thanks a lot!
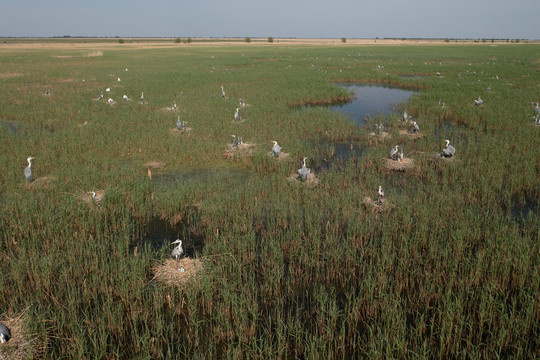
411,121,420,134
441,139,456,158
24,156,35,182
272,141,281,157
140,92,145,104
0,322,11,343
176,116,182,130
45,89,50,96
398,147,404,162
234,108,240,121
388,145,399,160
297,157,311,181
474,97,483,106
221,86,225,98
107,98,116,106
231,135,238,147
375,123,384,134
377,185,384,204
402,111,408,122
171,239,184,260
535,103,540,114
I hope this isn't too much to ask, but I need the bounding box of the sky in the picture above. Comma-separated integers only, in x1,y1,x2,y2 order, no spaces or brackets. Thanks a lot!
1,0,538,39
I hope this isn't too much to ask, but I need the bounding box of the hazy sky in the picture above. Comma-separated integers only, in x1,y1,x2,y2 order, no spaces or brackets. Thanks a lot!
1,0,538,39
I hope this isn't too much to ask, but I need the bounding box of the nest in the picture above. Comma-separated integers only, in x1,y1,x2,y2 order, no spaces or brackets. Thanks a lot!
169,127,192,136
145,161,166,169
287,172,319,187
80,189,105,205
268,152,290,160
223,143,255,159
369,131,391,139
0,311,41,360
23,176,55,190
362,197,394,212
162,107,179,113
431,153,455,163
384,157,414,171
152,258,204,287
398,129,423,139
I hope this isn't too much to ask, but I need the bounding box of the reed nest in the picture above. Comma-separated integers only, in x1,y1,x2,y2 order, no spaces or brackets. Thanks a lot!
287,172,319,187
384,157,414,171
267,151,290,160
368,131,391,139
431,152,455,163
152,258,204,287
169,127,192,136
80,189,105,205
0,311,41,360
162,107,180,113
362,197,394,212
23,176,55,190
223,143,255,159
398,129,423,139
144,161,166,169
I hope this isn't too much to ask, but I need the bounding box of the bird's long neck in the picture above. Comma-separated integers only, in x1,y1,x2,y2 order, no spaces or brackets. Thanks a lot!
27,159,32,167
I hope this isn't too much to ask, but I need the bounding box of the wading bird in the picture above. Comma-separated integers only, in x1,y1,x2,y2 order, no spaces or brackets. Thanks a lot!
140,92,145,104
122,94,130,101
474,96,483,106
171,239,184,260
402,111,408,122
24,156,35,182
271,141,281,157
0,322,11,343
441,139,456,158
234,108,240,121
375,123,384,134
298,157,311,181
535,103,540,114
107,98,116,106
176,116,182,130
221,86,225,98
231,135,238,147
388,145,399,160
377,185,384,204
106,87,111,93
117,77,121,82
411,121,420,134
45,89,50,96
97,93,104,101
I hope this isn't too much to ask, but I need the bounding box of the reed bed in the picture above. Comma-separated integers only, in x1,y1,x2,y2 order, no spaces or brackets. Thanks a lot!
0,43,538,359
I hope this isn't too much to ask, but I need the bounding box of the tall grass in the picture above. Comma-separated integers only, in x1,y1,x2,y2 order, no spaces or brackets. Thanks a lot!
0,43,538,358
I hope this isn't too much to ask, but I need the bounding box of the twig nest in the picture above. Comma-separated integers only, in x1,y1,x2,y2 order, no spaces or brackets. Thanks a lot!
431,152,455,163
398,129,423,139
144,161,166,169
268,152,290,160
223,143,255,159
152,258,204,287
362,197,394,212
287,172,319,187
0,311,41,360
385,157,414,171
369,131,391,139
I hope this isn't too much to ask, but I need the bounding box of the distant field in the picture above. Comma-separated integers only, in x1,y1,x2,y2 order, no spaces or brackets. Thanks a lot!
0,42,538,359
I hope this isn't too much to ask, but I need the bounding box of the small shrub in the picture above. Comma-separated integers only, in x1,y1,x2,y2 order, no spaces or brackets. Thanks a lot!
341,37,346,43
267,36,274,43
118,39,125,44
245,37,251,43
187,37,192,44
175,37,181,43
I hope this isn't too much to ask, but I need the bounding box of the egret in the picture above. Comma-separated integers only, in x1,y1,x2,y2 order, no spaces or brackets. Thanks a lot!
106,87,111,93
474,96,483,106
271,141,281,157
0,322,11,343
388,145,399,160
231,135,238,147
411,121,420,134
122,94,129,101
234,108,240,121
221,86,225,98
297,157,311,181
24,156,35,182
176,116,182,130
171,239,184,260
117,77,121,82
441,139,456,158
377,185,384,204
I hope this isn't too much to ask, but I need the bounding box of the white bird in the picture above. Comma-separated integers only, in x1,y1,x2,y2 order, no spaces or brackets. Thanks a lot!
271,141,281,157
125,68,128,72
402,111,408,122
117,77,121,82
107,98,116,105
234,108,240,121
388,145,399,160
89,190,100,202
24,156,35,182
171,239,184,260
474,96,483,106
535,103,540,114
0,322,11,343
122,94,129,101
377,185,384,204
140,92,145,103
297,157,311,181
441,139,456,158
97,93,104,101
221,86,225,98
411,121,420,133
106,87,111,93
